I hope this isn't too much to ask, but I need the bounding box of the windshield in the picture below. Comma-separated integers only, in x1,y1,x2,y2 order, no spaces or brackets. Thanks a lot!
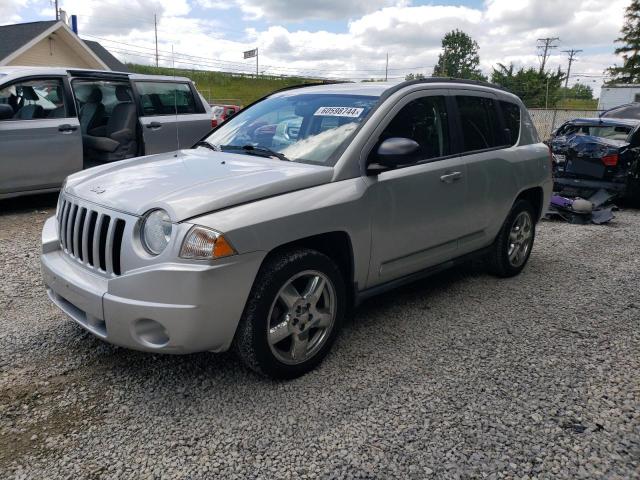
203,93,379,165
558,123,632,142
602,104,640,120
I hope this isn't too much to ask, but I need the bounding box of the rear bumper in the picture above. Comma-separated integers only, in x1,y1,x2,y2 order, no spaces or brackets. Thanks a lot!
554,176,627,193
41,216,264,354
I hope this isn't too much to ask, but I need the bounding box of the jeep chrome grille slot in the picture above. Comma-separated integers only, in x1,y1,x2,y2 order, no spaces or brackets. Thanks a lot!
57,198,126,276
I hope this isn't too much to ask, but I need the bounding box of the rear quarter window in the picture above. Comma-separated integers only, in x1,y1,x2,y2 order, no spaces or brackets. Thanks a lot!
499,101,521,146
136,81,199,116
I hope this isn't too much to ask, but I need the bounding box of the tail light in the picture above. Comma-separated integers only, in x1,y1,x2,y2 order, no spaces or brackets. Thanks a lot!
211,119,218,128
602,153,619,166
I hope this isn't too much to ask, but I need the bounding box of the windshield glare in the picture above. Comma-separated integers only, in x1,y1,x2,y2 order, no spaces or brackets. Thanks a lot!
204,93,379,165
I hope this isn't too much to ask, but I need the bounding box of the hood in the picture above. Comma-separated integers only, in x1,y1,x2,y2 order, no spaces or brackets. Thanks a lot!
65,148,334,221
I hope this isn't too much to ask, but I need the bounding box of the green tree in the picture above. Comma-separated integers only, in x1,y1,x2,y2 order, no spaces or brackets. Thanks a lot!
562,83,594,100
432,30,486,80
608,0,640,83
491,63,565,108
405,73,426,81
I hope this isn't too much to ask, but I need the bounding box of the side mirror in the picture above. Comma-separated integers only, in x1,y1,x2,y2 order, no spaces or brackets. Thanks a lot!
368,137,420,173
0,104,14,120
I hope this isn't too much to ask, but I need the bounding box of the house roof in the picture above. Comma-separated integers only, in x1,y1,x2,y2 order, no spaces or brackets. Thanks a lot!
83,40,128,72
0,20,126,72
0,20,57,62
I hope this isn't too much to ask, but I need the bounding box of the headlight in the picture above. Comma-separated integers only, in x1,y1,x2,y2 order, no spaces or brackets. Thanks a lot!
56,179,67,218
141,209,172,255
180,226,236,259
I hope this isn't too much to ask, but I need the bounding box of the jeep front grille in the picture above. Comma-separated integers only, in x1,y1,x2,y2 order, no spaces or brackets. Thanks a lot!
58,198,126,276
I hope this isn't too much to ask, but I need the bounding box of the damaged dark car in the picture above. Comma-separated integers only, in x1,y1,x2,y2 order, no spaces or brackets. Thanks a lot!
550,118,640,202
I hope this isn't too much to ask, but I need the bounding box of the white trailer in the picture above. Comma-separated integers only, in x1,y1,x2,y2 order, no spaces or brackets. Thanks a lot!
598,84,640,111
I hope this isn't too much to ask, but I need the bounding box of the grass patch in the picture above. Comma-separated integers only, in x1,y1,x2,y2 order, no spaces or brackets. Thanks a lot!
556,98,599,110
127,64,322,106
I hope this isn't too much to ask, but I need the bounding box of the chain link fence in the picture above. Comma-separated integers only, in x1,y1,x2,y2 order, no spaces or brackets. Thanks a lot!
528,108,604,140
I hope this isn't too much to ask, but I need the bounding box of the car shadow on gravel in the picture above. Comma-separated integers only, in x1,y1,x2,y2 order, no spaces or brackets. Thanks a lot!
30,259,487,401
0,192,58,215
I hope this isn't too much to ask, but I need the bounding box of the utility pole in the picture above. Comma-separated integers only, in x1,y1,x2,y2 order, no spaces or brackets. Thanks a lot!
562,49,582,87
256,47,259,78
54,0,59,20
154,14,159,67
385,52,389,81
537,37,560,73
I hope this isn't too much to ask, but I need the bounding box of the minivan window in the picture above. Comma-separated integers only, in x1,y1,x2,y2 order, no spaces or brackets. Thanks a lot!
500,101,521,146
136,82,197,115
380,96,450,160
456,95,503,152
0,78,68,120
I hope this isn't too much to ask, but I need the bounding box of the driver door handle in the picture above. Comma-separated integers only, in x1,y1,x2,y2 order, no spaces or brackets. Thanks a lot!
147,121,162,129
58,124,77,133
440,171,463,183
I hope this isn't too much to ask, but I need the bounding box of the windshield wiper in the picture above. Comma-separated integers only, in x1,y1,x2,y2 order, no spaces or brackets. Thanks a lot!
193,140,219,151
222,144,291,162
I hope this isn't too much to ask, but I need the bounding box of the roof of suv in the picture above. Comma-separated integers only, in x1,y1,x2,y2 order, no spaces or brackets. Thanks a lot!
271,77,515,101
0,66,192,83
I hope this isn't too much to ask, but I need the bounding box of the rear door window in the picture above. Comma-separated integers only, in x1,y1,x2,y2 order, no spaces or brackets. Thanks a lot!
499,101,521,146
136,82,197,115
456,95,504,152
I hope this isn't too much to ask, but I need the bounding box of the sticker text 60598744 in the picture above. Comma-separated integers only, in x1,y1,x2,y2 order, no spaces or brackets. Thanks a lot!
314,107,364,118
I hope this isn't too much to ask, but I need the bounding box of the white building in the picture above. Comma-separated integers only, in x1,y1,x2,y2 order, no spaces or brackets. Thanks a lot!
0,20,127,71
598,84,640,111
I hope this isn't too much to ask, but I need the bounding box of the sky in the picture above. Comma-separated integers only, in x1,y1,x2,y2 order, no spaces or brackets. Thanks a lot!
0,0,630,95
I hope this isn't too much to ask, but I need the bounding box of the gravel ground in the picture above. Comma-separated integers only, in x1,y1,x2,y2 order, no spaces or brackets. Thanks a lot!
1,194,639,480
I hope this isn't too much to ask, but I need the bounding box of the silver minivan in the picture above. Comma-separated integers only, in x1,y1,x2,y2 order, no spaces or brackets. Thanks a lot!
0,66,212,199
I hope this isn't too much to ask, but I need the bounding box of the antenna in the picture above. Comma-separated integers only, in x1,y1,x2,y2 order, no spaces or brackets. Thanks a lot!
172,45,180,151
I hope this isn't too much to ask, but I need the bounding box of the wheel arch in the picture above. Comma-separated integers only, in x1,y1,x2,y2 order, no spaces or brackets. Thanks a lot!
515,186,544,222
261,231,356,307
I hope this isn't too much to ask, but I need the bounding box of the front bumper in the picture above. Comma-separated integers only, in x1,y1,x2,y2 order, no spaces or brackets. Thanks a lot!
41,216,265,353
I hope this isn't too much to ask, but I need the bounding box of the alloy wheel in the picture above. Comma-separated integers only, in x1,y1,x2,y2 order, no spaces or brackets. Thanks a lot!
266,270,336,365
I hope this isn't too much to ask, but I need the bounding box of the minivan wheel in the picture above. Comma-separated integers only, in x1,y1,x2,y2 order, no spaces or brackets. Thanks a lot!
487,199,536,278
234,248,345,379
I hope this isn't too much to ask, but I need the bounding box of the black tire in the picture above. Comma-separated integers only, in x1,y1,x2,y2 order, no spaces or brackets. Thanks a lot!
487,199,536,278
233,248,345,379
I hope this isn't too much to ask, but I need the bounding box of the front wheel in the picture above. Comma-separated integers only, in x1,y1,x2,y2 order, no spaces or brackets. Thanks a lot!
234,248,345,379
487,199,536,278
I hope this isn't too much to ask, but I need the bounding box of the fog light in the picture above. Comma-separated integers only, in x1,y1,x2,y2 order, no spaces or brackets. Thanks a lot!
133,319,169,347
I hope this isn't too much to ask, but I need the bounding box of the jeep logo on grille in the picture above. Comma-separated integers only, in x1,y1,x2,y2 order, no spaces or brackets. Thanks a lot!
90,186,106,194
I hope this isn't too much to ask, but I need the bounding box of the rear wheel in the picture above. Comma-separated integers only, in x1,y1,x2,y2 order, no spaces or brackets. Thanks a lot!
234,248,345,379
488,199,536,278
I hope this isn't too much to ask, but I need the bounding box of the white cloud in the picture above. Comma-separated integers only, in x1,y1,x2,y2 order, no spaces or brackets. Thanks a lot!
0,0,30,23
42,0,627,93
235,0,406,22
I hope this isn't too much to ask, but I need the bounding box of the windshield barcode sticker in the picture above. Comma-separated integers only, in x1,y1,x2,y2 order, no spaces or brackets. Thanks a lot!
314,107,364,118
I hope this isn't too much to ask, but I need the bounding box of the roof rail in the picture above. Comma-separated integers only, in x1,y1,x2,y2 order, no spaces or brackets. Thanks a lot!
398,76,508,92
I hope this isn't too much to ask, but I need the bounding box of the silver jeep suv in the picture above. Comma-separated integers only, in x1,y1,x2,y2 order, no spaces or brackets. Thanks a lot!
41,79,552,378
